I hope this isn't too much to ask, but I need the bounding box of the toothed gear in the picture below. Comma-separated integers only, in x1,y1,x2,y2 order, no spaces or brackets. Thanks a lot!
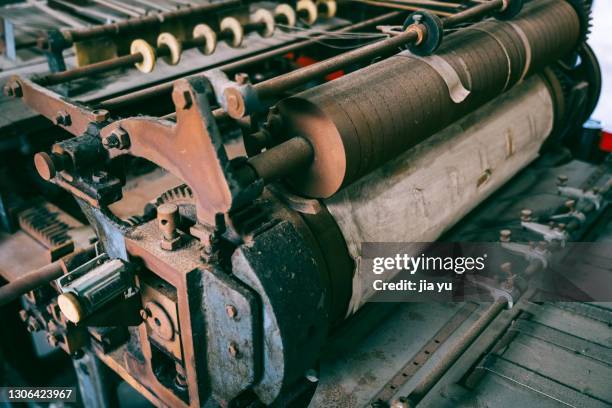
565,0,592,43
153,184,197,222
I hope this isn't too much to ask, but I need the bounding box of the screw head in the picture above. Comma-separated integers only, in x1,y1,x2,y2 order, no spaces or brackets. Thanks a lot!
557,174,568,186
228,342,239,358
226,305,237,319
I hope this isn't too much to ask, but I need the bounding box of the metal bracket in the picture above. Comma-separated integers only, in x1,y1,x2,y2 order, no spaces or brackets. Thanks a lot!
99,76,263,227
207,69,265,119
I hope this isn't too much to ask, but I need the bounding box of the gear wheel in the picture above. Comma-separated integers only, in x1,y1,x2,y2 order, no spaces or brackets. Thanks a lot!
565,0,593,43
152,184,197,223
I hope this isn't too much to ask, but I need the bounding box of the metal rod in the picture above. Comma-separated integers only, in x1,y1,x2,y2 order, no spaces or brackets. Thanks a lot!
248,136,314,182
0,245,96,307
253,0,504,99
99,10,403,110
405,299,507,405
39,20,271,86
39,53,144,85
53,0,240,47
352,0,454,16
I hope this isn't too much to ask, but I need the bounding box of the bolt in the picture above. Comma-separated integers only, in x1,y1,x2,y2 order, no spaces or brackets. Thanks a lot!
226,305,237,319
228,342,239,358
499,229,511,242
55,111,72,126
304,368,319,383
557,174,568,186
227,93,240,111
224,87,246,119
91,109,109,123
158,203,182,250
103,127,130,150
26,317,41,333
158,203,179,240
102,134,120,149
500,262,514,290
412,14,423,23
91,170,108,183
47,333,60,347
390,399,409,408
565,199,576,211
520,208,532,222
234,72,250,85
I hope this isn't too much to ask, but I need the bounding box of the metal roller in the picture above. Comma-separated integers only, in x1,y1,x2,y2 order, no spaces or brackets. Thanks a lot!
324,74,556,314
273,0,581,198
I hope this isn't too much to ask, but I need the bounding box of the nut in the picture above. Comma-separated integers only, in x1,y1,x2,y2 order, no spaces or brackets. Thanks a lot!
103,127,130,150
160,235,182,251
102,134,120,149
91,109,109,123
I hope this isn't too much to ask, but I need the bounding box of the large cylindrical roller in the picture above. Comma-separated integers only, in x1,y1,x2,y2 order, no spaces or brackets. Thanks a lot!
325,74,556,314
273,0,580,197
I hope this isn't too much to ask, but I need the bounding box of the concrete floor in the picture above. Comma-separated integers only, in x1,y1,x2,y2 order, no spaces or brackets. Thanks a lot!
590,0,612,130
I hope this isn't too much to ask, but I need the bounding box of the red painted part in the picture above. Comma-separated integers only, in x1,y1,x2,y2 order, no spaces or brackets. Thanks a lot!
600,131,612,152
285,53,344,81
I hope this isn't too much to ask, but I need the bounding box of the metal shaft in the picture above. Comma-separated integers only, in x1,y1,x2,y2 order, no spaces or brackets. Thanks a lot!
253,0,503,99
99,11,403,110
0,245,96,307
406,299,507,406
55,0,240,47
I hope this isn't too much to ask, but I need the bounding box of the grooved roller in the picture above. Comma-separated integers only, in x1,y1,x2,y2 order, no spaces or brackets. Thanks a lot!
274,0,580,198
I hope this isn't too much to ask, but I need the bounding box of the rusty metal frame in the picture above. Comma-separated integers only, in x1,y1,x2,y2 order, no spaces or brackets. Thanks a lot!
99,77,236,227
